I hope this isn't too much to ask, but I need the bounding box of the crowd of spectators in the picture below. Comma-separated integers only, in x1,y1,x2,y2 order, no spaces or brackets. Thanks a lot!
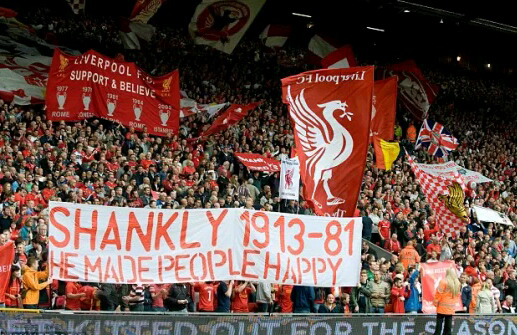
0,8,516,314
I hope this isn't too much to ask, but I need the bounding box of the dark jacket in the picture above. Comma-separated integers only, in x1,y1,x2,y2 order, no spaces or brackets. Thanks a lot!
290,286,315,312
318,304,344,313
362,216,373,240
461,285,472,312
350,281,373,313
165,284,191,311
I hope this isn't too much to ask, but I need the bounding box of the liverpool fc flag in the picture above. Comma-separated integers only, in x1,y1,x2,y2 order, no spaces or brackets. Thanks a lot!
189,0,266,54
281,67,374,217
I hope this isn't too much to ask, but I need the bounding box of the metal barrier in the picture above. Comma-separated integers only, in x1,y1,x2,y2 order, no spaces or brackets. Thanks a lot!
1,310,517,334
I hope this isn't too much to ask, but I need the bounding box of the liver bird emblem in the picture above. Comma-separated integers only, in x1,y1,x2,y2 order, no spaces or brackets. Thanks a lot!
438,181,469,222
162,77,172,92
59,55,69,72
287,86,354,208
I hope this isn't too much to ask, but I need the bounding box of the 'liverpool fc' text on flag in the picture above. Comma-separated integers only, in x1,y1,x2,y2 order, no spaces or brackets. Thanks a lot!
282,67,374,217
415,119,458,158
189,0,266,54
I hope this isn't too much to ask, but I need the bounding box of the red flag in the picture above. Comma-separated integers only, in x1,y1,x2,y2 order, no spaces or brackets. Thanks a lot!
379,60,439,120
421,261,463,314
0,241,15,302
0,7,17,18
130,0,165,23
371,77,397,140
45,49,180,137
234,153,280,172
321,45,357,69
282,66,374,217
201,102,260,138
408,154,468,237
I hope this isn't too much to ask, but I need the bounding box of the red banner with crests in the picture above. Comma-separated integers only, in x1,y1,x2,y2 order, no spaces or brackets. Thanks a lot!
45,48,180,137
234,153,281,172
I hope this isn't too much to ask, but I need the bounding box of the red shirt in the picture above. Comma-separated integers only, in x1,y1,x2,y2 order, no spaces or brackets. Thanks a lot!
232,287,251,313
426,243,442,256
150,284,169,308
80,286,100,310
424,226,440,242
66,282,82,310
5,278,22,307
278,285,293,313
384,239,401,254
195,282,216,311
378,220,391,240
391,286,409,313
141,159,153,170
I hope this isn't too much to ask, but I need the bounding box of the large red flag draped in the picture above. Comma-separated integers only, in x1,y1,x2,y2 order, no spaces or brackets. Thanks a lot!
371,76,397,140
282,67,374,217
379,60,439,120
201,102,260,138
0,241,15,302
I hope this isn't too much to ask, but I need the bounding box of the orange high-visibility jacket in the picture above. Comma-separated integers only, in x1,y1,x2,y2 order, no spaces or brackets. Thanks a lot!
433,279,460,315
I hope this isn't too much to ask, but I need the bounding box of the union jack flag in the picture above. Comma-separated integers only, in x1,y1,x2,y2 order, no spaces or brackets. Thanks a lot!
415,119,458,158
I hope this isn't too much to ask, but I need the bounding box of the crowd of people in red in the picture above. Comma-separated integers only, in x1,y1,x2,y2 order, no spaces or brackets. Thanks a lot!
0,7,516,314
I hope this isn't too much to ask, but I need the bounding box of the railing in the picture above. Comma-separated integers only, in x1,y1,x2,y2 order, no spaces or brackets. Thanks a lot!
2,309,517,334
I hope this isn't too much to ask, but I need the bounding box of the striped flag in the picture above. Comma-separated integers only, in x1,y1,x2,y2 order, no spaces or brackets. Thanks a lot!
415,119,458,158
373,137,400,170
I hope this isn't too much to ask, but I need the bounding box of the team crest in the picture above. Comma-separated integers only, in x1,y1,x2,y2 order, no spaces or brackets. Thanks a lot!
195,1,250,43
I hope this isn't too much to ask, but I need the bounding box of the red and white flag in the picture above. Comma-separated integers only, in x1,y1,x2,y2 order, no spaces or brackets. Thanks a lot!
0,55,51,105
259,24,291,49
371,76,397,140
234,152,280,172
189,0,266,54
379,60,439,120
119,0,164,50
282,66,374,217
408,154,468,237
321,45,357,69
201,102,260,138
421,261,463,314
307,34,340,65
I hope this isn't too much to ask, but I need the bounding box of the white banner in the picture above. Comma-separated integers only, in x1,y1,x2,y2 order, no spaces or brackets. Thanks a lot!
48,202,362,287
473,205,513,226
414,161,492,184
279,157,300,200
188,0,266,54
